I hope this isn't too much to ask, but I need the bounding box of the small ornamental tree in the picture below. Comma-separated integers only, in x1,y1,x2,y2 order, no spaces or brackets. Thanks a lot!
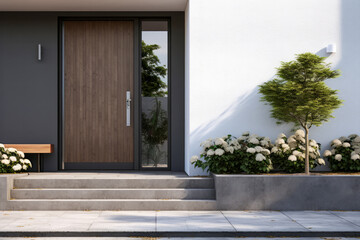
259,53,342,174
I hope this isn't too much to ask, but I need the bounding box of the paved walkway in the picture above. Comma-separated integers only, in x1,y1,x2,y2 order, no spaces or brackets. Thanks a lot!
0,211,359,237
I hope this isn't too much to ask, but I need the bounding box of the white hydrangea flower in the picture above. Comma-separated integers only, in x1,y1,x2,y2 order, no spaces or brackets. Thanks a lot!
215,148,225,156
278,133,286,139
317,158,325,165
281,144,290,150
287,137,296,144
310,152,317,159
300,153,305,159
215,138,225,146
19,159,24,163
275,138,285,145
190,155,199,163
295,129,305,138
207,149,215,156
308,147,315,153
24,159,32,167
254,146,263,153
225,146,234,154
255,153,266,161
17,151,25,158
342,142,351,148
261,149,271,156
330,149,336,155
9,156,17,162
201,140,212,149
22,165,28,170
249,138,259,144
292,150,301,156
351,154,360,160
7,148,17,153
238,136,247,141
323,150,332,157
264,137,271,142
309,140,317,147
271,147,279,153
242,131,250,136
288,155,297,162
260,140,269,147
289,141,298,149
249,134,258,139
246,148,256,154
332,139,342,147
1,159,10,165
297,137,305,144
12,164,22,171
299,145,305,151
0,143,4,149
335,154,342,161
1,154,8,159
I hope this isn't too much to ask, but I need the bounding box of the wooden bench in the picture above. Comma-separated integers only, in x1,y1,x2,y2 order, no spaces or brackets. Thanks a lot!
4,144,53,172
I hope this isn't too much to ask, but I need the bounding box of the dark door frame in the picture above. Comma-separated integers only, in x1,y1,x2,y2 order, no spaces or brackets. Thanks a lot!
58,16,175,171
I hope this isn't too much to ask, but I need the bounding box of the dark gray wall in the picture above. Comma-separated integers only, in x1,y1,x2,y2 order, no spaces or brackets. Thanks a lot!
0,13,58,171
0,12,184,172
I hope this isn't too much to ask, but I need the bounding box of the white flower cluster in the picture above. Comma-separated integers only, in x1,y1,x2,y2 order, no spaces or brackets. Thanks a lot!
0,143,32,172
199,135,241,158
272,130,324,165
240,132,272,162
324,134,360,161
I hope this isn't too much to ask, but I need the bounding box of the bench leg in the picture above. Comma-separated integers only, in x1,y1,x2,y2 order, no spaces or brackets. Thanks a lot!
37,153,41,172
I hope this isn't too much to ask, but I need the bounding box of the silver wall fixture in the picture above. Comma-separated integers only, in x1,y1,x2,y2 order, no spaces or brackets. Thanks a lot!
38,44,42,61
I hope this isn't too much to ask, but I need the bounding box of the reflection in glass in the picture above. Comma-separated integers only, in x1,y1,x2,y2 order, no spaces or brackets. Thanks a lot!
141,21,169,168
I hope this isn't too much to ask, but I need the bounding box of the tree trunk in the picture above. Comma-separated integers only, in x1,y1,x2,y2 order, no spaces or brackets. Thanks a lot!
304,126,310,175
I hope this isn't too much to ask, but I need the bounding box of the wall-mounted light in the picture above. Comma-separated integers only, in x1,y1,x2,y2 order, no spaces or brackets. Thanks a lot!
326,44,336,54
38,44,42,61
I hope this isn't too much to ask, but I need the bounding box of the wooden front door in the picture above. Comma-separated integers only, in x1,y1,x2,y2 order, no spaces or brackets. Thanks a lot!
63,21,134,169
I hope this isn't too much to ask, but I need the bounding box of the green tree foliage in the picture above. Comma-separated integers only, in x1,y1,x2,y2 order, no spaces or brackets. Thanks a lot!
259,53,343,174
141,41,167,97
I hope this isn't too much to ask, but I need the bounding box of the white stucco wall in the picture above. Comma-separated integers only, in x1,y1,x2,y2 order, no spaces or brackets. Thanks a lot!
185,0,360,176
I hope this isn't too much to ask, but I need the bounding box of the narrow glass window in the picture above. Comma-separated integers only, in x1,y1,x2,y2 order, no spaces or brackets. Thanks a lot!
141,21,169,168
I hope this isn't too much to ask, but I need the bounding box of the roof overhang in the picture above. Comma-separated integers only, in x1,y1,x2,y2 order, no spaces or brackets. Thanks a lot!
0,0,187,11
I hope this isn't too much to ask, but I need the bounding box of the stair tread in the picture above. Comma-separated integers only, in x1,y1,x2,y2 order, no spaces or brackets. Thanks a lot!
10,199,216,201
12,188,214,190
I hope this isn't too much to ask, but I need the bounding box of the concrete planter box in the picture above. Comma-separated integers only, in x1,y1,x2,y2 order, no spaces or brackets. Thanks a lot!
214,174,360,210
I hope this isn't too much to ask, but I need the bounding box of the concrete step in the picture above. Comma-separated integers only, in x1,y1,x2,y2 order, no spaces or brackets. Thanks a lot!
14,178,214,189
7,199,217,210
11,188,215,200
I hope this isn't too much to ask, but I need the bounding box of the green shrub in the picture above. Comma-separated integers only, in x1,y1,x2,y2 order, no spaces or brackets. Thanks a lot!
271,130,325,173
323,134,360,172
0,144,32,173
191,132,272,174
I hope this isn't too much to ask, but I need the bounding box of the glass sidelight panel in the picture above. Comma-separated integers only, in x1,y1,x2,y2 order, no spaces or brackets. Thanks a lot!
141,21,169,168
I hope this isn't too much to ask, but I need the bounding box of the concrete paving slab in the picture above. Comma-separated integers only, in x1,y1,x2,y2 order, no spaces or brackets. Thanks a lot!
157,211,234,232
223,211,308,232
89,211,156,232
283,211,360,232
331,211,360,226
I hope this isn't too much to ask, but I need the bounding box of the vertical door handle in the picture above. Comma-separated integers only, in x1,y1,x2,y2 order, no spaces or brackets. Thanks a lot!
126,91,131,126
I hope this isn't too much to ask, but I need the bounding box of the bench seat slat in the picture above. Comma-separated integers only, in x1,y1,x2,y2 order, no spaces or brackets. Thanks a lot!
4,144,53,154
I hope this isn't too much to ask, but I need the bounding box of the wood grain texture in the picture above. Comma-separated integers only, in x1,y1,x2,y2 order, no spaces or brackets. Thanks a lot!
4,144,53,153
64,21,134,164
